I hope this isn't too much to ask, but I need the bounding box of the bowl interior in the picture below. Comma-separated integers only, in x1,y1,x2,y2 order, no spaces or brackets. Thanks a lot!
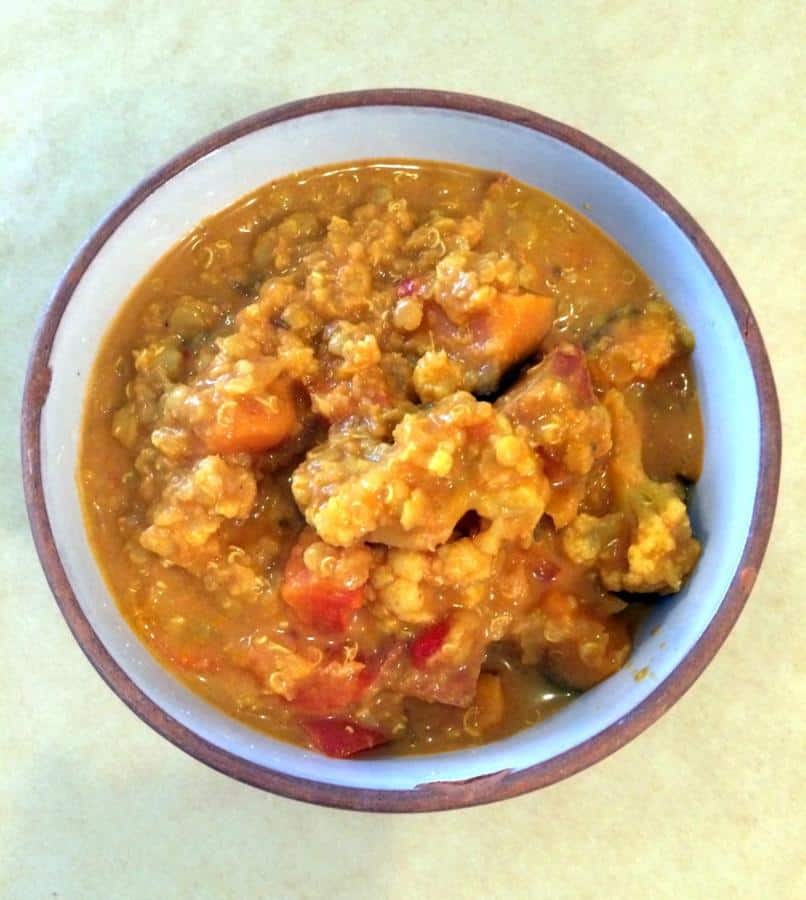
39,105,760,792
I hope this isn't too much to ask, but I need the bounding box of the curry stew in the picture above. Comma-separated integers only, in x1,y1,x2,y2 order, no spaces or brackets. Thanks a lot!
80,161,703,758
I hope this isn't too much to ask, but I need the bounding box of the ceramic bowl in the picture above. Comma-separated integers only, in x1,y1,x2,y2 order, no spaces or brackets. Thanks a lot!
21,90,781,812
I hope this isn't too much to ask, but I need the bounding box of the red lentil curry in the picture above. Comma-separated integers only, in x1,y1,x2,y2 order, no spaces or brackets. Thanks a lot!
80,161,703,758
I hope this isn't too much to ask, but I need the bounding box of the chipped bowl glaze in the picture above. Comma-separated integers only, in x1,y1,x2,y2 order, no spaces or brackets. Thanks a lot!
21,90,780,812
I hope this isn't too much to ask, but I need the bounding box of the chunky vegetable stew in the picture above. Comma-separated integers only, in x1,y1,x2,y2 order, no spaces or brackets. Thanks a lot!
80,161,703,758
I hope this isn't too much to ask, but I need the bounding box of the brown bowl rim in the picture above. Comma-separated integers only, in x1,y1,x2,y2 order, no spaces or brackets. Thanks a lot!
20,88,781,813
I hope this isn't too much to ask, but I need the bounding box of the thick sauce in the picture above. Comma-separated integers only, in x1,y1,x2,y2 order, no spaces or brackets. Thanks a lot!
80,161,703,758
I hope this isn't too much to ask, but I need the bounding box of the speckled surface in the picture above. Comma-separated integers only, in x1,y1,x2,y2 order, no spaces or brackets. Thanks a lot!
1,2,804,898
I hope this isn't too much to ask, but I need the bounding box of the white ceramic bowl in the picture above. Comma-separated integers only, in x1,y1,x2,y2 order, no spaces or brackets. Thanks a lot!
22,90,780,811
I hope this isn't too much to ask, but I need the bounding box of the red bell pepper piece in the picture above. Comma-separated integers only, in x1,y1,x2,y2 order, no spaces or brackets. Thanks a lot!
409,619,451,669
302,718,388,758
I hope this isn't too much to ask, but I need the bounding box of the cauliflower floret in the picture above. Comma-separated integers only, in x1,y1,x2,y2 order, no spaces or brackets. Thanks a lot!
326,322,382,376
561,391,700,593
373,572,431,625
412,349,464,402
139,456,260,595
619,482,700,592
369,529,503,633
141,456,256,556
563,483,699,593
292,392,547,551
561,513,623,569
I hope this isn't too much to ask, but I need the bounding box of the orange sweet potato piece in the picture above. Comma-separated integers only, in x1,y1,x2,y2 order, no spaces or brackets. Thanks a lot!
205,381,298,454
480,292,555,370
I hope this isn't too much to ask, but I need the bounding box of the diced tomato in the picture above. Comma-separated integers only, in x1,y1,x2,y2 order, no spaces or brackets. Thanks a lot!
302,718,388,758
409,619,451,669
281,535,366,633
292,662,376,714
289,585,364,632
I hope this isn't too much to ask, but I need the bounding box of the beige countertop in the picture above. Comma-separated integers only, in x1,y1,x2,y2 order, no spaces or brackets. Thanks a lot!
1,2,803,898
